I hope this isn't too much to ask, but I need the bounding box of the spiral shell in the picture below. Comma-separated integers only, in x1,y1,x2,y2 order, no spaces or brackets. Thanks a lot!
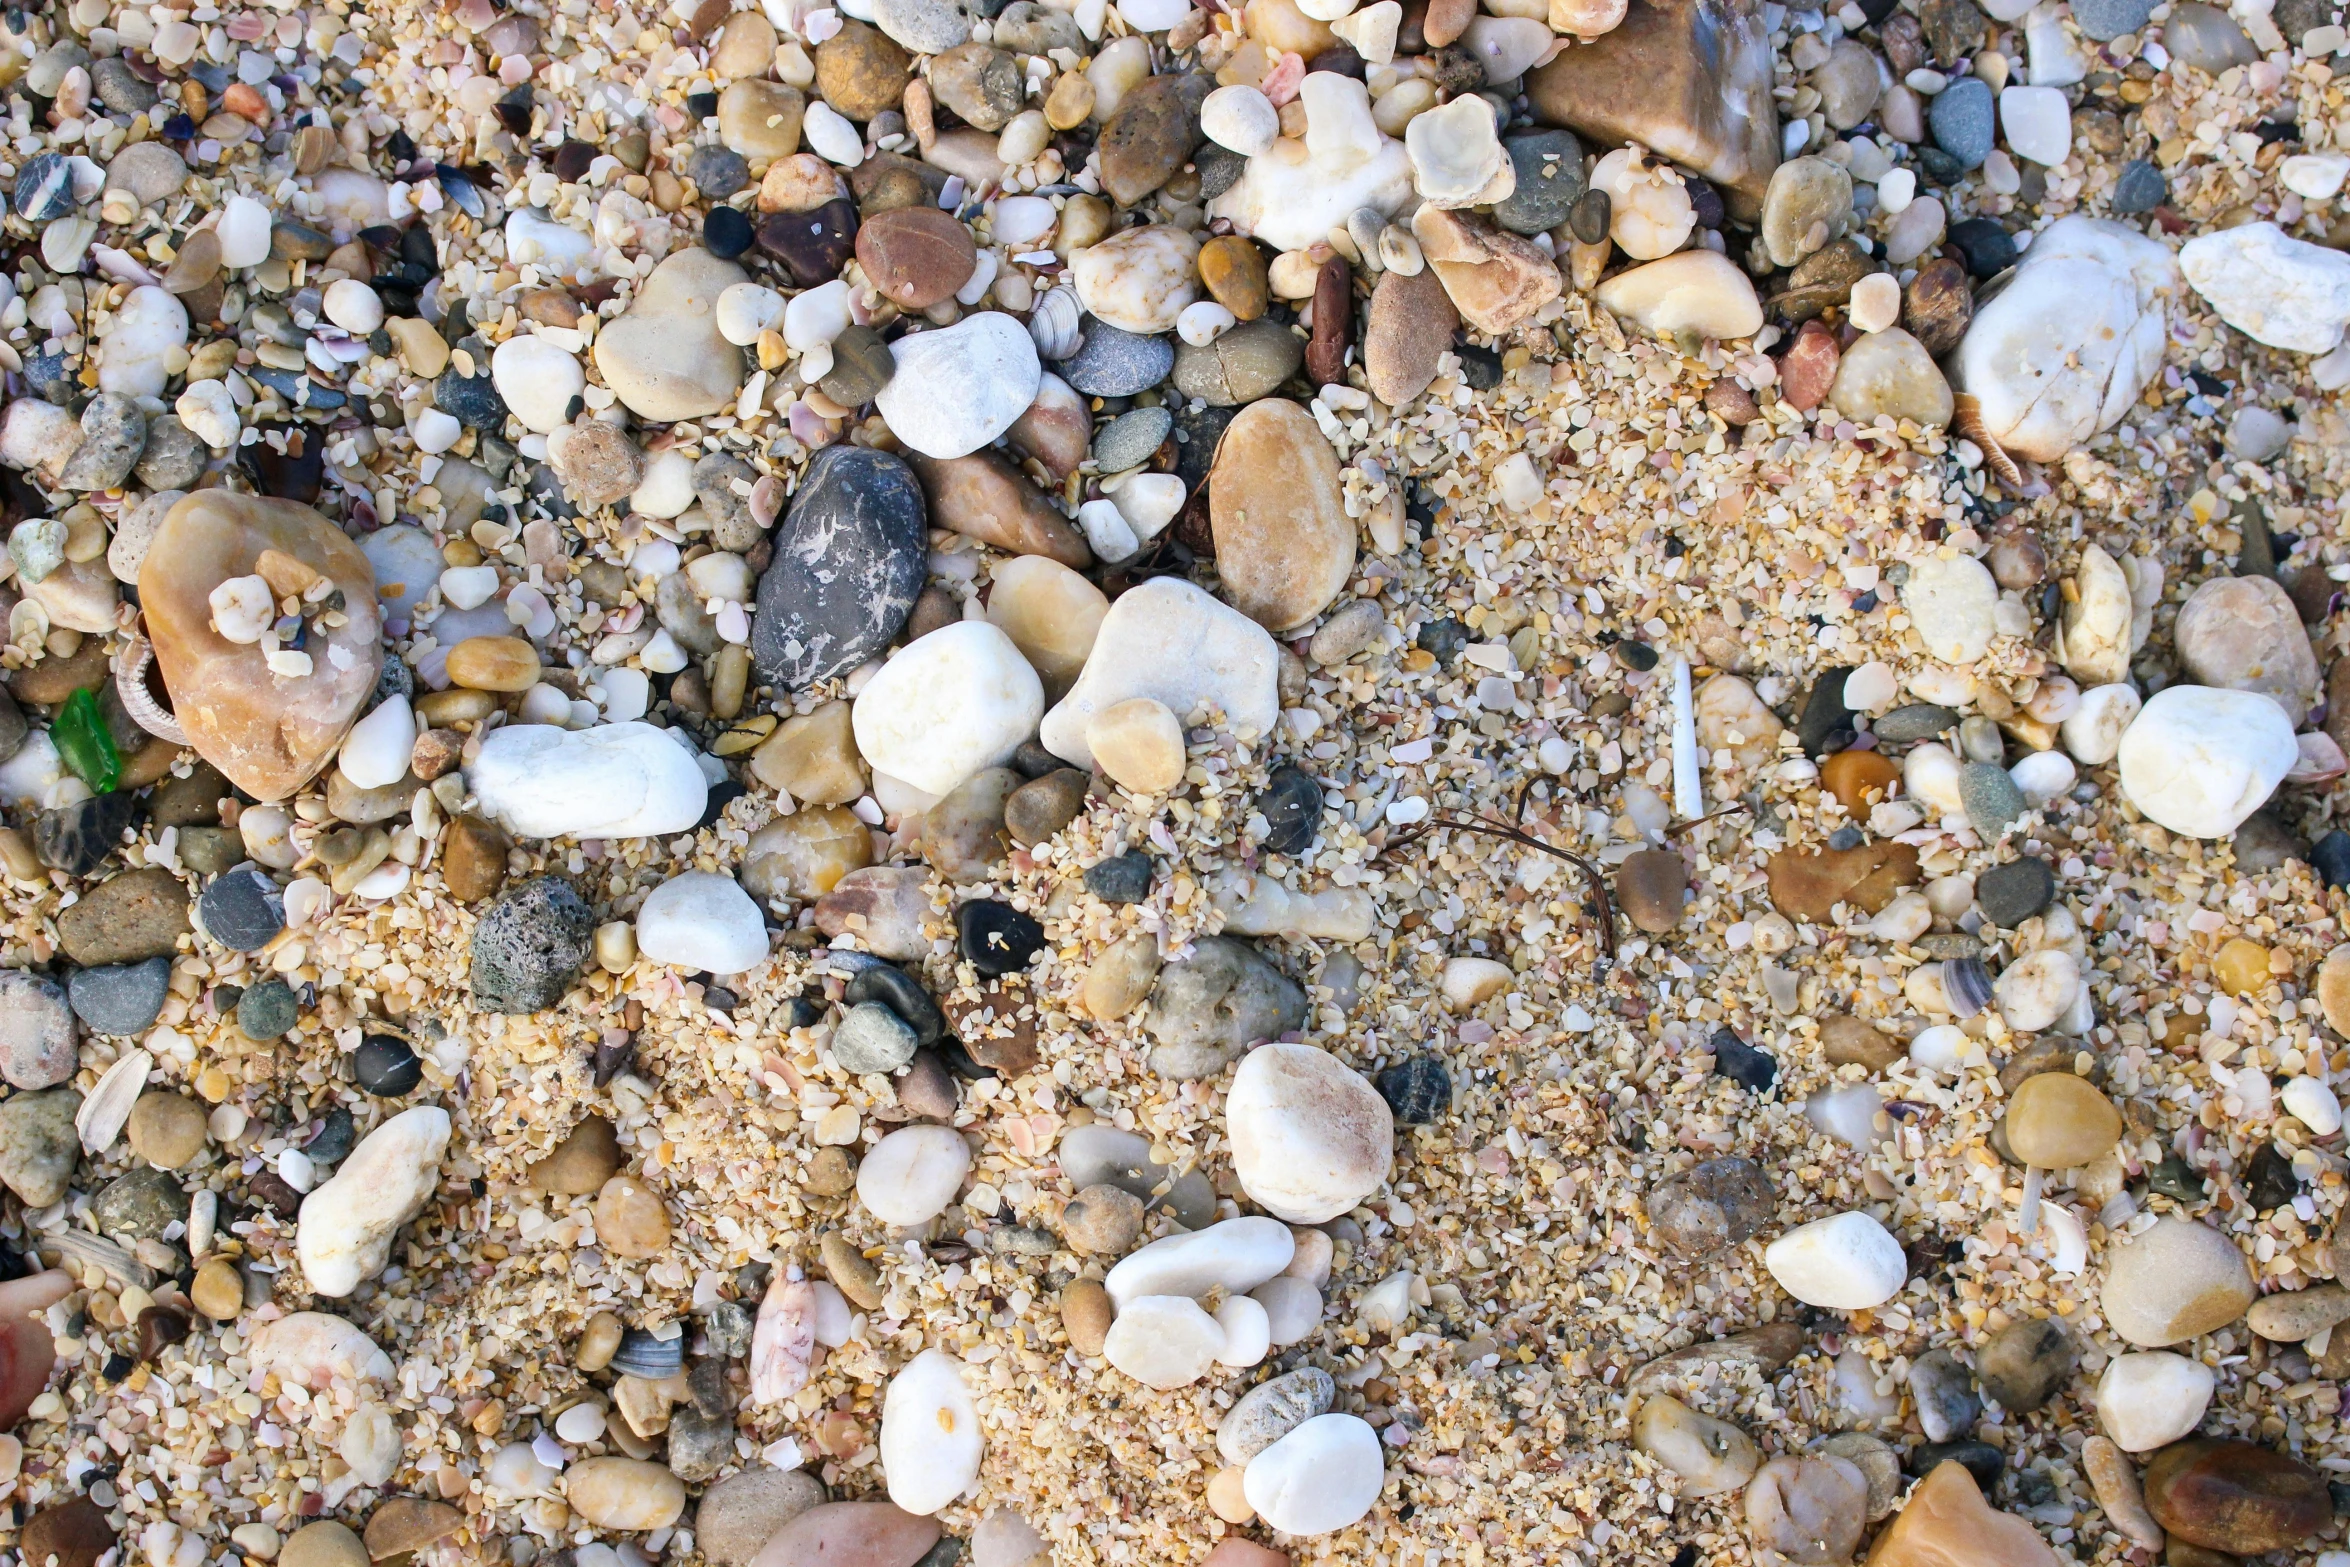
1942,957,1993,1019
112,618,189,745
1029,285,1082,361
1953,393,2023,488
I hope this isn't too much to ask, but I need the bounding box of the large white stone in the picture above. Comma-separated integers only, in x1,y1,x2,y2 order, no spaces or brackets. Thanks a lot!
1762,1211,1906,1310
851,622,1043,798
492,335,588,434
1227,1042,1394,1224
2096,1352,2216,1452
1901,553,1999,664
1205,117,1415,254
880,1350,983,1515
1102,1295,1226,1389
2116,685,2297,839
1952,215,2179,462
636,871,768,975
874,313,1040,459
2182,221,2350,354
297,1106,451,1297
1242,1414,1385,1535
1069,225,1198,335
857,1125,972,1227
1040,577,1279,767
465,721,709,840
1104,1216,1295,1307
98,285,190,400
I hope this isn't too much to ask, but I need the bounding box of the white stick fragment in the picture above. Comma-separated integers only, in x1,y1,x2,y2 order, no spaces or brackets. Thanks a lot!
1670,656,1702,820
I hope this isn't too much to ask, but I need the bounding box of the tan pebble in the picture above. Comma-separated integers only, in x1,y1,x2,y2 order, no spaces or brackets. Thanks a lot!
280,1522,367,1567
362,1498,463,1561
751,700,867,805
1206,1465,1255,1523
593,1175,671,1258
386,318,448,378
126,1092,208,1169
802,1146,858,1197
1820,1015,1904,1072
414,687,497,726
1044,73,1094,130
440,815,510,904
527,1115,623,1196
2320,947,2350,1037
821,1232,884,1310
576,1311,624,1372
1081,931,1160,1021
191,1258,243,1320
2247,1283,2350,1343
2083,1437,2164,1550
1061,1279,1113,1355
444,636,541,692
1086,696,1185,794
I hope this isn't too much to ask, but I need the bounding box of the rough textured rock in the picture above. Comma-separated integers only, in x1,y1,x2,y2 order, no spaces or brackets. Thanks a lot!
1363,266,1460,407
1143,936,1307,1079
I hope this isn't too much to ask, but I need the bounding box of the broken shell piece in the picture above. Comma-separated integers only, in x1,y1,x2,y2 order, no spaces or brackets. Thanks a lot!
749,1274,817,1405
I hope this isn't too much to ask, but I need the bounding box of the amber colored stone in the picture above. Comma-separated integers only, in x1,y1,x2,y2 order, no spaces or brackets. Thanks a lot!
2211,937,2272,998
1615,848,1688,932
445,635,542,692
362,1499,464,1562
2004,1072,2122,1169
593,1174,671,1258
1820,747,1899,811
441,815,511,904
1766,841,1920,922
139,491,383,800
1863,1460,2060,1567
2141,1439,2332,1556
1199,235,1271,322
906,450,1093,568
528,1115,623,1195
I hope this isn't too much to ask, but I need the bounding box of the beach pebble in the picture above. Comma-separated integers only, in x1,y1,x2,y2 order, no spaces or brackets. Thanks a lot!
880,1351,982,1515
96,286,190,400
853,623,1043,798
592,249,747,421
466,722,708,840
491,336,587,435
2116,685,2297,839
1201,86,1279,156
2182,220,2350,355
857,1125,971,1226
752,445,927,691
1633,1395,1760,1495
296,1106,450,1297
1646,1156,1774,1258
1227,1042,1394,1223
470,877,595,1014
1105,1217,1294,1306
1219,1368,1335,1465
0,972,75,1089
636,872,767,975
1087,697,1185,794
566,1458,687,1531
2174,574,2320,719
1242,1414,1384,1536
1763,1211,1905,1309
1040,578,1280,767
1593,250,1762,341
1103,1295,1226,1389
1071,225,1199,335
1902,553,1998,664
2102,1217,2256,1346
875,313,1040,459
696,1472,827,1567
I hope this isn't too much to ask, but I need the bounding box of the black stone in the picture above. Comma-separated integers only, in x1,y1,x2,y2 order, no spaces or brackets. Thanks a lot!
683,145,751,200
704,204,753,260
1910,1441,2004,1492
551,139,597,181
686,90,720,119
67,957,171,1036
435,353,504,429
1012,740,1064,778
1708,1027,1776,1092
2314,829,2350,889
496,88,533,136
1492,129,1586,237
1976,857,2054,928
2246,1142,2301,1212
593,1033,636,1086
752,446,927,691
1827,825,1865,851
22,351,75,403
1083,852,1153,904
1568,186,1611,246
757,199,859,288
236,977,299,1040
2110,158,2166,214
353,1033,424,1096
1377,1056,1451,1124
198,868,286,952
957,900,1045,977
2145,1155,2204,1204
136,1305,190,1363
1171,402,1235,494
470,876,595,1014
1416,616,1470,668
1914,144,1966,186
1796,669,1853,756
1947,218,2017,279
35,793,139,876
844,964,945,1046
1056,320,1176,398
304,1106,358,1165
1616,640,1658,672
1682,177,1724,231
13,153,74,222
1257,765,1323,857
1454,343,1502,391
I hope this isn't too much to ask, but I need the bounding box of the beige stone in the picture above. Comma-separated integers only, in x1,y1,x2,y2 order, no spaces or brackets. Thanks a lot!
752,701,867,805
1209,399,1355,633
986,557,1109,695
1082,931,1161,1020
1086,697,1185,794
1412,207,1562,334
593,249,750,422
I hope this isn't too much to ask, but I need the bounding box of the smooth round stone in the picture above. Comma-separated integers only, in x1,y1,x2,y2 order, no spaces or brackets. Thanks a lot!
1976,1315,2075,1412
636,872,767,976
353,1034,423,1096
1491,130,1585,236
1763,1211,1905,1309
1748,1456,1869,1565
98,286,190,400
1955,760,2024,840
1901,553,1997,664
835,1002,920,1075
1093,407,1172,473
295,1105,450,1297
1761,156,1852,269
1907,1349,1981,1442
592,248,746,421
566,1458,687,1532
1103,1295,1225,1389
1069,225,1197,337
237,977,299,1040
1829,327,1952,426
956,900,1044,977
1055,321,1175,398
1975,857,2052,927
2142,1439,2331,1556
2096,1352,2216,1452
2004,1072,2119,1169
1201,84,1279,156
465,722,706,840
858,1126,971,1227
1252,1276,1322,1346
126,1091,206,1169
1039,576,1279,764
1928,78,1994,169
1218,1367,1335,1465
1646,1156,1774,1258
852,621,1043,798
880,1350,982,1516
2174,575,2319,719
200,867,286,952
876,313,1039,460
2111,158,2165,213
1815,38,1885,128
490,336,585,435
2071,0,2153,35
1999,84,2071,167
1633,1395,1759,1495
1103,1216,1293,1306
985,557,1108,691
1593,251,1763,341
1210,399,1353,633
1170,318,1303,406
1242,1414,1383,1536
2102,1216,2256,1346
281,1523,368,1567
856,207,978,311
2117,685,2297,840
1227,1042,1393,1223
1060,1183,1144,1255
1083,853,1153,905
1086,697,1184,794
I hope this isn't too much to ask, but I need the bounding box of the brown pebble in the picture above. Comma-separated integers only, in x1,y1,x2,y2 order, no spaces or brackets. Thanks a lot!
529,1115,623,1195
893,1051,959,1120
191,1258,244,1320
2142,1438,2331,1556
1615,848,1689,932
362,1499,465,1562
21,1499,115,1567
576,1311,624,1372
803,1146,859,1196
1705,378,1759,425
1767,840,1920,922
441,815,511,904
1902,257,1973,357
1199,235,1271,322
1061,1184,1145,1256
1777,318,1841,413
815,21,911,121
1820,1015,1905,1072
136,1304,191,1362
594,1174,671,1257
854,206,978,310
1305,255,1353,388
409,728,463,781
1820,747,1899,811
821,1232,884,1310
1061,1279,1113,1354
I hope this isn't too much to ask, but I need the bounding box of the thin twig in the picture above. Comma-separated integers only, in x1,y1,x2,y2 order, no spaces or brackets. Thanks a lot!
1377,797,1619,973
1665,800,1751,838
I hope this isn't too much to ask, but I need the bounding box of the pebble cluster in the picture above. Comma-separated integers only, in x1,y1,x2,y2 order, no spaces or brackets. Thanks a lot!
0,0,2347,1562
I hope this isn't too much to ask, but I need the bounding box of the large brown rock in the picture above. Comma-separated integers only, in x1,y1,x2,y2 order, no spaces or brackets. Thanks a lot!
2141,1439,2331,1556
748,1502,939,1567
854,206,978,310
1766,841,1919,921
1862,1460,2059,1567
1363,266,1459,407
1525,0,1780,219
907,450,1091,568
57,867,191,965
1209,399,1355,633
20,1498,115,1567
140,492,383,801
1096,74,1209,207
1412,207,1562,334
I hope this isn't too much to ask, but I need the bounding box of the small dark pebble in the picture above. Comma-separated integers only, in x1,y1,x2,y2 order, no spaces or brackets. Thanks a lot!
686,90,719,119
1568,186,1611,245
353,1033,423,1096
1257,765,1323,857
1453,342,1502,391
1616,640,1658,673
1946,217,2018,278
2145,1155,2204,1204
236,977,299,1041
2311,829,2350,888
1827,825,1865,851
1796,669,1854,755
198,868,286,952
1376,1056,1451,1124
1416,617,1469,668
102,1353,135,1383
934,1035,997,1081
702,984,739,1013
957,900,1045,977
304,1106,357,1165
553,139,597,183
136,1304,190,1363
844,964,945,1046
704,205,753,260
2111,159,2167,213
36,794,140,877
913,1538,966,1567
2245,1143,2302,1211
248,1170,305,1217
1911,1441,2005,1492
1708,1027,1777,1093
1083,852,1153,904
1011,740,1064,778
1871,703,1959,743
1976,857,2055,928
594,1033,636,1087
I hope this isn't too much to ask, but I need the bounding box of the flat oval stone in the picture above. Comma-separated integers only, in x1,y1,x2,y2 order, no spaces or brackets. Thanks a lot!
1171,318,1302,406
1209,399,1353,632
1093,406,1172,473
2101,1216,2256,1346
1055,320,1175,397
2142,1439,2331,1556
855,207,978,311
752,446,927,690
1492,129,1586,236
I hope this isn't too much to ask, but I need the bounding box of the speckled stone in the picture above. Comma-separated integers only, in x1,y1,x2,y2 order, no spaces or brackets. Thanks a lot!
470,877,595,1014
1093,407,1172,474
1055,321,1175,398
751,446,927,691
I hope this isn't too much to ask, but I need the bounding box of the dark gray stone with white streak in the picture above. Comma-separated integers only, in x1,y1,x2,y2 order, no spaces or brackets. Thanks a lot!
751,446,927,691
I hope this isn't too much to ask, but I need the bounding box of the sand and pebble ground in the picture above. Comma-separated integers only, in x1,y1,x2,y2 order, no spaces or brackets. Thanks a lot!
0,0,2349,1564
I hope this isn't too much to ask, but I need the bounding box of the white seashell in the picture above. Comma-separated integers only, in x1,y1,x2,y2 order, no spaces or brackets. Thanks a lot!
76,1048,152,1155
1177,300,1236,346
250,1311,397,1389
2035,1201,2088,1277
1029,285,1083,360
1377,224,1423,275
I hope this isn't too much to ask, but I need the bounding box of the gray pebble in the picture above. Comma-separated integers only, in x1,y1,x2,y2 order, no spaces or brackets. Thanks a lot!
1927,77,1995,171
833,1000,919,1074
1975,857,2054,928
1093,406,1172,474
1492,129,1586,237
197,868,285,953
2111,158,2166,214
57,394,148,493
91,1166,185,1240
1870,703,1957,743
2070,0,2154,38
1958,761,2026,840
135,414,208,491
1907,1348,1981,1443
470,876,595,1014
67,956,171,1037
1143,935,1306,1079
1057,320,1175,398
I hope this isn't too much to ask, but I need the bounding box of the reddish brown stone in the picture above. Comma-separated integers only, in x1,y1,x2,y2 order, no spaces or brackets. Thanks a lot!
2142,1439,2331,1556
1778,318,1840,413
1306,255,1354,388
1766,840,1920,922
853,206,977,310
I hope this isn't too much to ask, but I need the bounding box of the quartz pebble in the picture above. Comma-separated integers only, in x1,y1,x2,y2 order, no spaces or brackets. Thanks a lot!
2117,686,2297,840
1762,1211,1905,1309
466,722,708,840
296,1106,450,1297
1226,1043,1394,1223
1241,1414,1384,1536
857,1126,971,1226
2102,1217,2256,1346
880,1351,982,1515
636,872,768,975
1633,1395,1760,1495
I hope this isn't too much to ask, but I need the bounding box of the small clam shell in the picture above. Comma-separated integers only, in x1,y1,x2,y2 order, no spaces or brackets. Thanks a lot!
45,1229,152,1292
77,1047,152,1155
1029,286,1082,360
1942,957,1993,1019
608,1327,686,1380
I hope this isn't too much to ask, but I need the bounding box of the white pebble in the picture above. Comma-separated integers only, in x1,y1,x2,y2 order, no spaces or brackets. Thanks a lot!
323,279,384,335
491,336,587,435
176,379,240,448
217,195,274,267
1242,1415,1384,1536
439,565,499,611
1111,472,1185,540
2284,1076,2343,1136
1907,1024,1975,1073
856,1125,972,1226
804,100,864,164
1876,166,1917,214
555,1403,607,1443
208,574,275,644
1842,660,1898,713
338,695,415,790
2009,748,2075,804
1762,1211,1905,1309
1213,1294,1272,1367
1103,1295,1226,1388
1116,0,1193,26
1848,272,1900,333
2283,152,2350,201
991,195,1057,248
413,408,462,455
1201,85,1280,157
1251,1277,1322,1345
880,1350,983,1515
1177,300,1236,346
631,449,697,518
722,282,791,347
1998,84,2072,168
